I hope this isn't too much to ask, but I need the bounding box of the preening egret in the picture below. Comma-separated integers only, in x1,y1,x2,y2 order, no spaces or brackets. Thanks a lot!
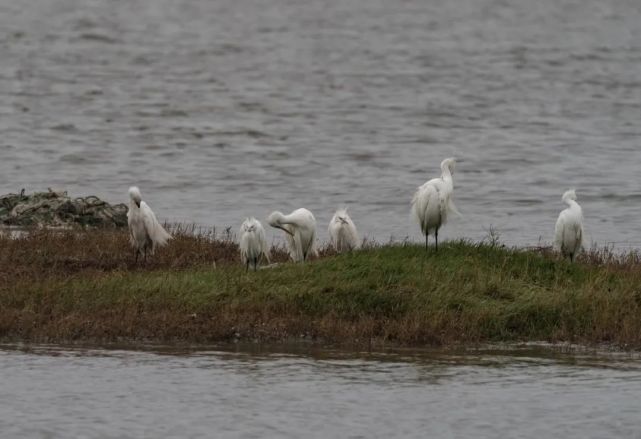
411,157,460,251
328,208,360,252
239,217,270,271
267,208,317,262
127,186,172,262
554,189,583,262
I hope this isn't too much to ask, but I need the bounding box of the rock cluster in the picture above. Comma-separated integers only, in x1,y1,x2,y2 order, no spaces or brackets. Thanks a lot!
0,189,128,227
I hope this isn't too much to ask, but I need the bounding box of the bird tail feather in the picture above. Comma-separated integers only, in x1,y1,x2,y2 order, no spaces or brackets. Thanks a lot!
447,198,462,218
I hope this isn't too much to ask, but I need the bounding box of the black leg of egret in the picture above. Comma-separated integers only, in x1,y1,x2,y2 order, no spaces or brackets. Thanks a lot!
435,229,439,252
425,229,429,251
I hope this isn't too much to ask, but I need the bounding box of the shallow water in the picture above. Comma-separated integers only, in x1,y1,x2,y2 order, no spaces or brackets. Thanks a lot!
1,343,641,438
1,0,640,247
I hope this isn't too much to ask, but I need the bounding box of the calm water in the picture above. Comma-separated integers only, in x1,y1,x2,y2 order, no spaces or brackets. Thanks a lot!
1,0,640,247
1,343,641,438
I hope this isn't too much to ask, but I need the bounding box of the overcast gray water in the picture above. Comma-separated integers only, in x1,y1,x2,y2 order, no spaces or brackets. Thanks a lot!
1,0,640,247
1,343,641,438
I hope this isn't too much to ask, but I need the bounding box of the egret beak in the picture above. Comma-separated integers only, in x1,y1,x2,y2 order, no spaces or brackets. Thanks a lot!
276,225,294,236
135,201,141,208
340,218,348,225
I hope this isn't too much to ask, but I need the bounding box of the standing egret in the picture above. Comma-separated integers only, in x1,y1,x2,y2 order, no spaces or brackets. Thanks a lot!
554,189,583,262
411,157,460,251
127,186,172,262
239,217,270,271
328,208,360,252
267,208,317,262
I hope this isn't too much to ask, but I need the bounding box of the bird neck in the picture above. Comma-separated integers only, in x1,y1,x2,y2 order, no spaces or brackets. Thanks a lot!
441,164,452,178
565,199,580,211
441,169,453,188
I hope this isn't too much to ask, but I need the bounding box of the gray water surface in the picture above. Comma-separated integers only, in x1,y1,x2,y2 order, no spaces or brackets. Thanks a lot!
1,343,641,438
1,0,640,246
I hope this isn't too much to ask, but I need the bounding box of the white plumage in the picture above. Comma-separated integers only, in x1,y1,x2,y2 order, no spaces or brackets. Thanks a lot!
328,208,360,252
127,186,172,262
267,208,317,262
411,157,460,251
554,189,583,262
239,217,270,271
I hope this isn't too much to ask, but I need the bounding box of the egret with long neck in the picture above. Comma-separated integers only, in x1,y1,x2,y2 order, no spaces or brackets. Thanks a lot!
239,217,270,271
411,157,460,251
554,189,583,262
267,208,317,262
127,186,172,262
328,208,360,252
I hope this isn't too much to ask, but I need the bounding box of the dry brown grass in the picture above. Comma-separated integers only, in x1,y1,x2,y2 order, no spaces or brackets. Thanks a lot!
2,229,641,348
0,224,303,283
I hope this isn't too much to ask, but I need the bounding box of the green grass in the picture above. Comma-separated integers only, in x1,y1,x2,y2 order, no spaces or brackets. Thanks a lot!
2,240,641,347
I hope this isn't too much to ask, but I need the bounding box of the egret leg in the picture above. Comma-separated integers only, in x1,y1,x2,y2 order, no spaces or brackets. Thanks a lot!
134,250,139,265
435,229,439,252
425,229,429,251
254,258,258,272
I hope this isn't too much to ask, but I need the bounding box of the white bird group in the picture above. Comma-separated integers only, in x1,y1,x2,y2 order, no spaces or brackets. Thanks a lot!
237,207,361,270
127,156,585,267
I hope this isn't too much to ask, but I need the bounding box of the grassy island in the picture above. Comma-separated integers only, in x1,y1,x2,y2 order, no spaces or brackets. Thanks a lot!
1,227,640,348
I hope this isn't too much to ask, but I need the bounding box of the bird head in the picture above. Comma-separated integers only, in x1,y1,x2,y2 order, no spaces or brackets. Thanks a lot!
333,208,349,225
440,157,456,175
267,211,294,236
128,186,142,208
562,189,577,203
242,217,261,233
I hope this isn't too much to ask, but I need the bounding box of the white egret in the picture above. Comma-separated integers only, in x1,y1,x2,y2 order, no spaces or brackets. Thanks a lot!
411,157,460,251
239,217,270,271
554,189,583,262
328,208,360,252
267,208,317,262
127,186,172,262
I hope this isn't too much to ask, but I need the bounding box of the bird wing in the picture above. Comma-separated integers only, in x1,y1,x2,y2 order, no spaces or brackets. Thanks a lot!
342,222,360,250
447,197,462,218
308,226,318,258
238,230,249,263
292,228,304,262
575,224,583,251
346,218,360,249
328,218,341,245
257,222,270,263
411,183,441,233
554,213,565,251
140,201,172,249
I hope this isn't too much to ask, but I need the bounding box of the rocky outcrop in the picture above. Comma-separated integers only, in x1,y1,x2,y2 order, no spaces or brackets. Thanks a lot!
0,189,128,227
